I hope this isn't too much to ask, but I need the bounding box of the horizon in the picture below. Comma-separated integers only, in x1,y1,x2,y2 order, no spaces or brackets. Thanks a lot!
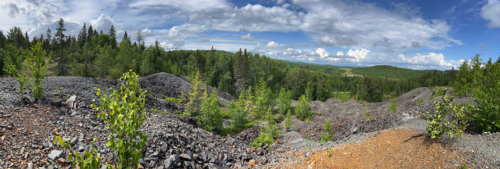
1,0,499,70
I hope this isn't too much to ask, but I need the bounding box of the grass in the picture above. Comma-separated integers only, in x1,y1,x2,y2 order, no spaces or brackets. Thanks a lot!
416,98,424,105
161,95,184,104
149,108,167,115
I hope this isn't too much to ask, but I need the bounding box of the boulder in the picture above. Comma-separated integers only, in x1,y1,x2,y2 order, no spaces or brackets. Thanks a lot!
50,99,65,107
64,95,78,109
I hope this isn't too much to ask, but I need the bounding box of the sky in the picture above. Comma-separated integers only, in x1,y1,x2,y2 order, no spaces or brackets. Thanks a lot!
1,0,500,70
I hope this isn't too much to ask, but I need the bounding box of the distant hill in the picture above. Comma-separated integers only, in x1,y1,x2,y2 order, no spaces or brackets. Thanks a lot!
284,61,343,75
351,65,445,79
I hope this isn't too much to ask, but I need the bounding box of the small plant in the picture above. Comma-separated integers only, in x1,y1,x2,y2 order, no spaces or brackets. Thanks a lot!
284,110,292,131
198,91,223,133
362,108,374,121
327,149,332,157
230,106,249,133
162,95,183,104
362,102,366,107
335,115,339,119
150,108,166,115
388,98,398,114
296,95,313,121
317,110,321,115
422,95,473,139
308,145,311,150
320,118,334,142
305,130,312,141
416,98,424,105
462,163,468,169
53,136,103,169
92,70,147,168
250,125,281,147
275,113,284,121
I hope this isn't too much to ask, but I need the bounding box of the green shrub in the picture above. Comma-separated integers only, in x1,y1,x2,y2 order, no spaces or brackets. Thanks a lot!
275,113,284,121
327,149,332,157
362,108,374,121
250,125,281,147
416,98,424,105
53,136,102,169
296,95,312,121
185,71,204,116
198,91,223,133
320,118,334,142
422,95,473,139
5,42,48,101
388,98,398,114
284,110,292,131
469,60,500,132
92,70,148,168
230,106,249,132
162,95,183,104
277,87,293,115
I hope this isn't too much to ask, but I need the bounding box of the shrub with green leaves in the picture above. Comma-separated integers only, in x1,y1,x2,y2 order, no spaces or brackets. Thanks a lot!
469,59,500,132
277,87,292,115
388,98,398,114
53,136,102,169
91,70,148,168
416,98,424,105
198,91,223,133
422,95,473,139
321,118,334,142
230,106,249,132
250,125,281,147
4,42,48,101
296,95,312,121
161,95,183,104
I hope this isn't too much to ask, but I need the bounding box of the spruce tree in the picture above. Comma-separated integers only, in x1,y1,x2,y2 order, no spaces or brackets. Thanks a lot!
0,30,6,49
296,95,312,121
185,71,204,116
198,91,223,133
78,23,87,47
109,25,116,37
46,28,51,50
55,18,67,76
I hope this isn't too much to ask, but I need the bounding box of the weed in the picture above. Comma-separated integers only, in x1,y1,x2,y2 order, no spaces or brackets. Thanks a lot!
162,95,184,104
422,95,473,139
150,108,166,115
320,118,334,142
327,149,332,157
388,98,398,114
416,98,424,105
362,108,374,121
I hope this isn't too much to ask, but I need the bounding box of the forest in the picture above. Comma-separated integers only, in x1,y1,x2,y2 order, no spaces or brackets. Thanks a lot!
0,18,463,103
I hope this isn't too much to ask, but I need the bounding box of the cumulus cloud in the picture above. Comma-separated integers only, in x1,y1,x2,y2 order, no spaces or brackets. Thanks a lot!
240,33,255,41
89,14,116,34
7,3,19,18
481,0,500,28
200,38,210,42
262,41,288,49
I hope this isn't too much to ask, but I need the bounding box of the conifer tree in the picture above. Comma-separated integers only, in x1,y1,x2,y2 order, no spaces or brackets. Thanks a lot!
198,91,223,133
277,87,292,115
296,95,312,121
185,71,204,116
46,28,51,50
0,30,6,50
252,78,271,119
55,18,67,76
78,23,87,47
109,25,116,37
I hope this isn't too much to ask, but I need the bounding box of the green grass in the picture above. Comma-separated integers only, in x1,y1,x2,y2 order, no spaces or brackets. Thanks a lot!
161,95,184,104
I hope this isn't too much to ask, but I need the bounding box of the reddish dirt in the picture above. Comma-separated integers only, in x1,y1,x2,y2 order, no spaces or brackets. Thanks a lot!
278,128,466,169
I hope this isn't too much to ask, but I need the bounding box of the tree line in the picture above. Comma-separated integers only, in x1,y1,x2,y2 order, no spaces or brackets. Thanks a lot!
0,18,469,102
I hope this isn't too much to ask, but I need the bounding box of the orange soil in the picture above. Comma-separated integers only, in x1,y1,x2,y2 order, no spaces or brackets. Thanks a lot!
280,129,465,169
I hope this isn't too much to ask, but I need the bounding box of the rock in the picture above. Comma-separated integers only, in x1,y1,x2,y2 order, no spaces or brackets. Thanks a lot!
256,147,263,155
50,99,64,107
65,95,78,109
249,160,256,166
256,156,267,165
57,158,65,164
180,153,191,161
33,104,38,108
164,158,173,168
482,132,491,135
304,151,314,157
138,163,144,169
48,150,64,160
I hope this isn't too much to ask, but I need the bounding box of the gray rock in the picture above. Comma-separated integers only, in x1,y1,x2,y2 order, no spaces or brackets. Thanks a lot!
48,150,64,160
180,153,191,161
164,158,173,168
65,95,77,109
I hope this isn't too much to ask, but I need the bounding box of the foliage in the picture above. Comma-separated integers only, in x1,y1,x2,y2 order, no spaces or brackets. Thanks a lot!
295,95,312,121
91,70,148,168
362,108,374,121
422,95,473,139
284,110,292,131
198,91,223,133
53,136,103,169
249,125,281,147
320,118,334,142
275,113,284,121
327,149,332,157
333,92,351,102
229,106,249,133
252,78,272,119
185,71,204,116
416,98,424,105
277,87,292,115
388,98,398,114
161,95,183,104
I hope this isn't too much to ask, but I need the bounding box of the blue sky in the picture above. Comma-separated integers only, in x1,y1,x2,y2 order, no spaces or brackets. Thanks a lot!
1,0,500,70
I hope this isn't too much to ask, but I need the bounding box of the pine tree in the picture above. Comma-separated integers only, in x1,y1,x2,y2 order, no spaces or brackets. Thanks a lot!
24,31,30,49
78,23,87,47
87,25,94,40
55,18,67,76
109,25,116,37
233,48,250,96
46,28,52,50
296,95,312,121
0,30,6,50
7,27,25,49
252,78,271,119
123,31,129,42
198,91,223,133
277,87,292,115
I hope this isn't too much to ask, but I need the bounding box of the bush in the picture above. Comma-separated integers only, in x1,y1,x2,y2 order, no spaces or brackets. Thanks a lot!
92,70,147,168
277,87,292,115
275,113,284,122
422,95,473,139
250,125,281,147
230,106,249,132
198,91,223,133
388,98,398,114
53,136,102,169
416,98,424,105
469,60,500,132
5,42,48,101
296,95,312,121
321,118,334,142
162,95,183,104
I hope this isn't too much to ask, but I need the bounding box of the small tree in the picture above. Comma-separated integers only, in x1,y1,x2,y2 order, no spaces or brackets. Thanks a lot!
296,95,312,121
92,70,147,168
230,106,249,132
422,95,472,139
321,118,334,142
4,42,48,102
185,71,204,116
277,87,292,115
198,91,223,133
388,98,398,114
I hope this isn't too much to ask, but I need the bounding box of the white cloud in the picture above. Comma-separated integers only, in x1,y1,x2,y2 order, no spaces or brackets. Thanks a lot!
481,0,500,28
89,14,116,34
240,33,255,41
263,41,288,49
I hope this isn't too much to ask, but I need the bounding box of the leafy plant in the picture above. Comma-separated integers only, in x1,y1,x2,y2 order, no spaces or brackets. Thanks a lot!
275,113,284,121
422,95,473,139
327,149,332,157
277,87,292,115
362,108,374,121
388,98,398,114
161,95,183,104
320,118,334,142
53,136,102,169
296,95,312,121
416,98,424,105
91,70,148,168
230,106,249,133
198,91,223,133
250,125,281,147
5,42,48,101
